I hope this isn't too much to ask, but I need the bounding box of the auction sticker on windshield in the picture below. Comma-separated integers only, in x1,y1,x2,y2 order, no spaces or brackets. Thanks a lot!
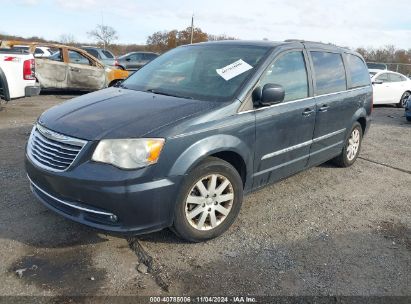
216,59,253,81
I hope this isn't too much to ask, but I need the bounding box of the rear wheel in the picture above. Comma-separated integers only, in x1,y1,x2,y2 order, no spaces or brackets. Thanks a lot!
172,157,243,242
397,91,410,108
333,122,362,167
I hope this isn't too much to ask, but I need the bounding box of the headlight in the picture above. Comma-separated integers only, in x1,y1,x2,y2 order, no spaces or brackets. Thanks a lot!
92,138,165,169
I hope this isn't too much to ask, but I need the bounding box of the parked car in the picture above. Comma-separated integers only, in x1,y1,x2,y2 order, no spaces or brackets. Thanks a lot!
81,46,117,68
25,40,372,242
367,62,387,70
0,48,40,101
405,96,411,121
2,41,129,91
370,69,411,108
116,52,158,70
12,45,54,58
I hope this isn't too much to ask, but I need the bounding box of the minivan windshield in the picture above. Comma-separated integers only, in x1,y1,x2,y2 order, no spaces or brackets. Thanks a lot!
121,44,270,101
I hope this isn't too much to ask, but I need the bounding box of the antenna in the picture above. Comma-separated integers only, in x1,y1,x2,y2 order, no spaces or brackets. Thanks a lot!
101,11,105,49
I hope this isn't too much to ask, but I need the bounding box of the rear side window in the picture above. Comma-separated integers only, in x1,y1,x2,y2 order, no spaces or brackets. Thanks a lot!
311,51,346,95
49,49,63,62
102,50,114,58
389,73,405,82
85,49,100,59
145,53,158,60
346,54,370,88
131,53,143,61
259,51,308,102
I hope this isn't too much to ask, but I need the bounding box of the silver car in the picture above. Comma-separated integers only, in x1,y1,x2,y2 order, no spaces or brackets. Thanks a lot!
81,46,117,68
116,52,158,71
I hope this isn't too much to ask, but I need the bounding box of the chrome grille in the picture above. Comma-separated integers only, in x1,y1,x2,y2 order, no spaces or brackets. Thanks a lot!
27,124,87,172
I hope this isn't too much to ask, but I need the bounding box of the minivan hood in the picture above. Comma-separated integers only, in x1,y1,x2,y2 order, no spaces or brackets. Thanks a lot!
38,88,223,140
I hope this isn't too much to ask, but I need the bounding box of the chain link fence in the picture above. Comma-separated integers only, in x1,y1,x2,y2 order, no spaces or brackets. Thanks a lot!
367,62,411,77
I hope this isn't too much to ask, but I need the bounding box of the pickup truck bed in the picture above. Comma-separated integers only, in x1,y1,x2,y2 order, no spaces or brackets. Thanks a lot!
0,48,40,101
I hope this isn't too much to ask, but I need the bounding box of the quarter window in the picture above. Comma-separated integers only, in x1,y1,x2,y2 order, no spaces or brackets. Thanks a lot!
347,54,370,88
259,51,308,102
311,51,347,95
69,51,91,65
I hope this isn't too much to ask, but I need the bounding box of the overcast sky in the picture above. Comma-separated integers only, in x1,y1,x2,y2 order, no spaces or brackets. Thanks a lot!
1,0,410,49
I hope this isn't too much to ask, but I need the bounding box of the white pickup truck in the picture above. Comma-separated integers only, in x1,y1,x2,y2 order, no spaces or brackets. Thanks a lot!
0,49,40,101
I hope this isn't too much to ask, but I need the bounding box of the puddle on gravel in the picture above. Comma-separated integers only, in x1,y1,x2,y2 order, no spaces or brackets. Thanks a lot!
29,230,109,249
9,247,106,295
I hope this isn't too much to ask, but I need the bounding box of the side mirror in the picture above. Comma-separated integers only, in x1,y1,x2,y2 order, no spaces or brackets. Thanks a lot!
126,58,131,62
372,80,383,85
253,83,285,107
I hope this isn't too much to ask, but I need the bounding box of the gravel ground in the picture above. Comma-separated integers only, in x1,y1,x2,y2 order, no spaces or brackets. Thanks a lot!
0,96,410,298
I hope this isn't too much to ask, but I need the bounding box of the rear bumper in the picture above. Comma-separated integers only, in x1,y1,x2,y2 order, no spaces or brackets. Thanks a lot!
25,155,183,235
25,85,41,97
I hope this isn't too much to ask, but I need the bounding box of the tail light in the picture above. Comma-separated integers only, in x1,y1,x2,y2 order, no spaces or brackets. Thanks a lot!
23,59,36,80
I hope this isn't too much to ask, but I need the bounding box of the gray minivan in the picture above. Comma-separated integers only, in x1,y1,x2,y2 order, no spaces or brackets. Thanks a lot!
25,40,372,242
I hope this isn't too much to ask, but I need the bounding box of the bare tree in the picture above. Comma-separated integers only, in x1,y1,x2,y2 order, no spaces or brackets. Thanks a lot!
59,33,76,45
87,24,118,49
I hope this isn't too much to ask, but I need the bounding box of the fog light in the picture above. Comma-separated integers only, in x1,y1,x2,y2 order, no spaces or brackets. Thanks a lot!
109,215,118,222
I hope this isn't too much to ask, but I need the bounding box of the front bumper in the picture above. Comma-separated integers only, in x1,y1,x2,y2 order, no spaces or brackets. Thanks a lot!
25,155,183,235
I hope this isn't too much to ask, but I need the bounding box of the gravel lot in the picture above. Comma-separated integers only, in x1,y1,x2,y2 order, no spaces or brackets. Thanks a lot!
0,95,410,298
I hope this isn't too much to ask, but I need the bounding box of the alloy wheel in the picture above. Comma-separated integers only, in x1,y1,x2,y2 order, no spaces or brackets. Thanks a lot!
347,128,360,161
185,174,234,231
401,92,410,108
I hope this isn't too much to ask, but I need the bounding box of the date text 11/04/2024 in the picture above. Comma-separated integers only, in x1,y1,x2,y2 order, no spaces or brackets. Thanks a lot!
149,296,257,303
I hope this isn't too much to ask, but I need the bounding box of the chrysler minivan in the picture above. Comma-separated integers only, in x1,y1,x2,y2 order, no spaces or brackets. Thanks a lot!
25,40,372,242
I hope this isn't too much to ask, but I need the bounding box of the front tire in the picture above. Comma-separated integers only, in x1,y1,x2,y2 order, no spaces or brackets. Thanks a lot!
172,157,243,242
333,122,363,167
397,91,410,108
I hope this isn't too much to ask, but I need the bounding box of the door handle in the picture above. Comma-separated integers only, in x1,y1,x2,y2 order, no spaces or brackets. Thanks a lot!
70,68,80,72
318,105,329,112
302,108,315,116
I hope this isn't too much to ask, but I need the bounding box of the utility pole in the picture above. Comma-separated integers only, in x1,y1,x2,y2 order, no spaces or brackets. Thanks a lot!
101,12,106,50
190,14,194,44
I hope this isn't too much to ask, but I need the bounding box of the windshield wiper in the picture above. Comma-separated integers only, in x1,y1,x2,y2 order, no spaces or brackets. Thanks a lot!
145,89,193,100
